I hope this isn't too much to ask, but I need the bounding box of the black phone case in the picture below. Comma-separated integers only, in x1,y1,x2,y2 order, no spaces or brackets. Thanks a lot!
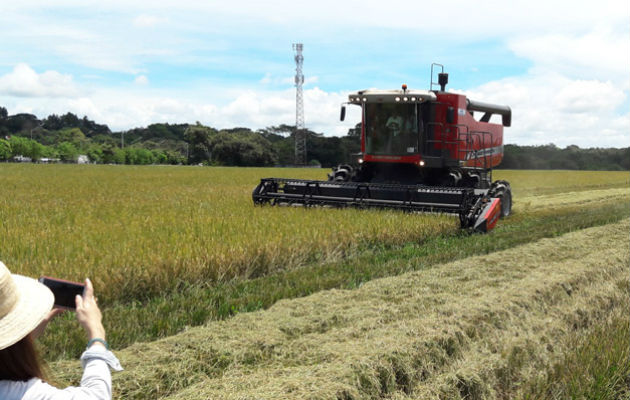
38,276,85,309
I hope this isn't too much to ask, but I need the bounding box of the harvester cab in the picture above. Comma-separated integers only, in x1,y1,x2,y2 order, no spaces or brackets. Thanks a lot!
253,65,513,233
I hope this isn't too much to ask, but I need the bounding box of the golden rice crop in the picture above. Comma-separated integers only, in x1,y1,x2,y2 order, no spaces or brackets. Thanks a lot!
1,165,627,304
50,218,629,399
493,169,629,196
0,164,458,302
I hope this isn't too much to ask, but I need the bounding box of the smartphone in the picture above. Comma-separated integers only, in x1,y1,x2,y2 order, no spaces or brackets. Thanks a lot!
38,276,86,310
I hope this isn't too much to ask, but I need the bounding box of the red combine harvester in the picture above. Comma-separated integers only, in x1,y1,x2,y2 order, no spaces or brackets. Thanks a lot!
253,65,512,232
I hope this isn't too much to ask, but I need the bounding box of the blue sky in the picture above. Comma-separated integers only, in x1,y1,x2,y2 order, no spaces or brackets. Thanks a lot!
0,0,628,147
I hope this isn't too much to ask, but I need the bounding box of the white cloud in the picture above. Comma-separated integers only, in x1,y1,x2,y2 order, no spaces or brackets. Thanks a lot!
134,75,149,85
508,28,630,84
259,73,272,85
67,97,102,120
2,64,626,147
553,79,625,114
1,80,358,137
0,1,627,148
3,1,625,77
120,0,625,37
0,63,79,98
132,14,165,28
464,72,629,147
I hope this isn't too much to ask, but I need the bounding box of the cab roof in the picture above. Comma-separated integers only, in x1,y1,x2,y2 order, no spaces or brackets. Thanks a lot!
348,89,436,104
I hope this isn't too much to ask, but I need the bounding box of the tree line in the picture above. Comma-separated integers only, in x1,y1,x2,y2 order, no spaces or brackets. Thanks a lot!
498,144,630,171
0,107,627,170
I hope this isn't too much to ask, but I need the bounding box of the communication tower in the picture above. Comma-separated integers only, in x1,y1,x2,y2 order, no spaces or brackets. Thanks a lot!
293,43,306,165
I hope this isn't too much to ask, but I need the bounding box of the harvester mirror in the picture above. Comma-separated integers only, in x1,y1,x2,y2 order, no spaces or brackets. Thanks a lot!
340,105,346,121
446,107,455,124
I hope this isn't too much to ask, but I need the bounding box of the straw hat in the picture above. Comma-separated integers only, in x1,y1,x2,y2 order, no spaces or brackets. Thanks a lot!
0,261,54,350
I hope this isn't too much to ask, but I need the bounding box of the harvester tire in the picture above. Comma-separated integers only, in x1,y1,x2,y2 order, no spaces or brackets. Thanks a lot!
328,164,353,182
499,189,512,218
490,180,512,218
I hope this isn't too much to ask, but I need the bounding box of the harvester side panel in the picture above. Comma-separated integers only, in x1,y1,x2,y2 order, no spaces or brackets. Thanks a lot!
434,93,505,169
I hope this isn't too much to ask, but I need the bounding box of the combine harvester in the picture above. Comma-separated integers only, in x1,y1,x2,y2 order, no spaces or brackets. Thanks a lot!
253,65,512,232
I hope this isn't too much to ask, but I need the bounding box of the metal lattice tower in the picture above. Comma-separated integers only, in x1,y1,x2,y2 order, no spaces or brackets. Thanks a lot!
293,43,306,165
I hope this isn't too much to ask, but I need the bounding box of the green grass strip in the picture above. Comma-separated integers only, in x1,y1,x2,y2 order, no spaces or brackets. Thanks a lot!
520,313,630,400
41,199,630,361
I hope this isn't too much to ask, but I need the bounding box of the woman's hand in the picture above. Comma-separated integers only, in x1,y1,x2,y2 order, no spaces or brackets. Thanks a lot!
75,278,106,345
31,308,65,339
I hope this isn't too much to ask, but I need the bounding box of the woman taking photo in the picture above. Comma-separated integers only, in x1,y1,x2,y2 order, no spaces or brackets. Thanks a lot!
0,261,122,400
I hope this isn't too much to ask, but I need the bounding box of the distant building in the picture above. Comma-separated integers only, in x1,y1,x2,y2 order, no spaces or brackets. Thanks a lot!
13,155,32,163
77,155,89,164
40,158,60,164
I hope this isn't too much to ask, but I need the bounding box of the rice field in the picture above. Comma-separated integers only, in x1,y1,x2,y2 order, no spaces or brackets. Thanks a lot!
7,165,623,304
0,164,458,302
51,218,630,399
2,164,629,398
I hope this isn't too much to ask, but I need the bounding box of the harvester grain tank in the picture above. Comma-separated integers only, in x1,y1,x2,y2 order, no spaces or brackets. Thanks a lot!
253,65,512,233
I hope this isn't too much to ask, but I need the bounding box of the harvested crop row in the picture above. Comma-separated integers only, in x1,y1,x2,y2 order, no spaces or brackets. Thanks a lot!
492,170,629,196
51,219,630,399
517,187,629,210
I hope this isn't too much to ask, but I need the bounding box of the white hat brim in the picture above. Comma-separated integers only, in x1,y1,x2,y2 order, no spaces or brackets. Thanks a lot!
0,274,54,350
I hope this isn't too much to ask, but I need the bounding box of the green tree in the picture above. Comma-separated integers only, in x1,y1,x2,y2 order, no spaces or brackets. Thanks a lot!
0,139,10,160
347,122,361,137
29,141,45,161
87,145,104,163
112,148,126,164
43,114,63,130
125,148,155,165
8,136,32,158
164,150,185,165
308,134,346,167
57,141,79,162
152,150,168,164
59,112,80,128
186,124,217,164
41,144,58,159
209,130,277,166
4,113,38,133
57,127,87,150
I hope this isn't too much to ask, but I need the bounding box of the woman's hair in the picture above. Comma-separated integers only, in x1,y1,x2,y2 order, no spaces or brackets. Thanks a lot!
0,334,45,381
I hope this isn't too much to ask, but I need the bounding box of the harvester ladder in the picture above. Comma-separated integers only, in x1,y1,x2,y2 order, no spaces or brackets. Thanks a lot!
424,100,466,166
426,121,464,166
468,130,493,170
425,121,445,159
453,124,471,162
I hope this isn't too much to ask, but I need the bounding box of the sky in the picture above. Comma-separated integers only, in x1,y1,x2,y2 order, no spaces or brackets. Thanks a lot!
0,0,628,147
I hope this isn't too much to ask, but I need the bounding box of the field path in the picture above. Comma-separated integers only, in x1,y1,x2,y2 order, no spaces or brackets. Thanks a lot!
52,219,629,399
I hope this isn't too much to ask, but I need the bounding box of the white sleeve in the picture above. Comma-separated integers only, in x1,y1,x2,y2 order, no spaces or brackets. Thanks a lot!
22,346,123,400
